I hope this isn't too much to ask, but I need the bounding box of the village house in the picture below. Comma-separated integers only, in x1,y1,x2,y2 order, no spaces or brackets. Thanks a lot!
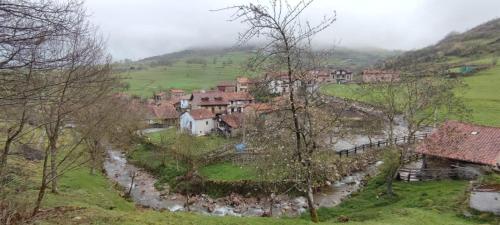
224,92,254,113
171,94,191,112
190,90,229,114
362,69,400,83
145,101,179,128
217,113,244,137
416,121,500,179
236,76,251,92
179,108,215,136
216,81,236,92
332,69,353,83
169,88,185,98
264,72,302,95
153,91,168,102
309,70,333,83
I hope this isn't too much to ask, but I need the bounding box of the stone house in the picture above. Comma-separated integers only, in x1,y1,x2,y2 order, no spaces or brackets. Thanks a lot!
145,101,179,128
332,69,353,83
236,77,251,92
264,72,301,95
217,113,244,137
169,89,185,98
224,92,254,114
362,70,400,83
179,108,215,136
216,81,236,92
416,121,500,179
190,90,229,114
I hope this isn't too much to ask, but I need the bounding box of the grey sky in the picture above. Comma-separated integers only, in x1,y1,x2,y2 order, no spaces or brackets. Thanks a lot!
85,0,500,60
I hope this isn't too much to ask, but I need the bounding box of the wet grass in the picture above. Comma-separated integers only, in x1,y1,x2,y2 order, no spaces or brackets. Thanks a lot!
122,51,253,97
199,162,258,181
321,64,500,127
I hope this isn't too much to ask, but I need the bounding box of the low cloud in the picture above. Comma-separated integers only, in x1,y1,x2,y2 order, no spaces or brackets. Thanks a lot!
85,0,500,60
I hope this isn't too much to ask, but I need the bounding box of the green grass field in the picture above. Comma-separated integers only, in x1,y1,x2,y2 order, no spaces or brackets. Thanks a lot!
199,162,258,181
121,51,253,97
34,162,494,225
321,64,500,127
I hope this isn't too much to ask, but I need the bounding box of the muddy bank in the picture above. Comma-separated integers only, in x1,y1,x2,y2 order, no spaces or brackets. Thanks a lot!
104,149,379,217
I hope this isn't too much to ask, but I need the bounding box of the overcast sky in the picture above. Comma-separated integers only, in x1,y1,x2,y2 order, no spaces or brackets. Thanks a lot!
85,0,500,60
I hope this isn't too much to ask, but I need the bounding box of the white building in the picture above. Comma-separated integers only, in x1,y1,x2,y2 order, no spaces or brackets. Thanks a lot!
179,108,215,136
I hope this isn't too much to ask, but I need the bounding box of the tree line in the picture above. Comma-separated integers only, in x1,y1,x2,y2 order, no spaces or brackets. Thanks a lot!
0,0,144,222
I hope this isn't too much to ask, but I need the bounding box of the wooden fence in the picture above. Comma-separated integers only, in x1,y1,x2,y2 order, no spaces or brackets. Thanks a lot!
335,133,429,158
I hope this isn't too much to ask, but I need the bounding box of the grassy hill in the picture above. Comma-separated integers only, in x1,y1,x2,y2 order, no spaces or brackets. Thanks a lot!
384,18,500,70
117,47,399,97
323,18,500,127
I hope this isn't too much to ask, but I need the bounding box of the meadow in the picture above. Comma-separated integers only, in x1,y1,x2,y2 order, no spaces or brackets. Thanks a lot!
121,51,253,97
321,64,500,127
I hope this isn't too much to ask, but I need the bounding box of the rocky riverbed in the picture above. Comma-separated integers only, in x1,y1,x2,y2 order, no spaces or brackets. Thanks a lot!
103,149,380,217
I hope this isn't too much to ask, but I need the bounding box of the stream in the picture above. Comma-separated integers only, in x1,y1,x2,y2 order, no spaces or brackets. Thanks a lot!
104,149,380,217
103,115,427,217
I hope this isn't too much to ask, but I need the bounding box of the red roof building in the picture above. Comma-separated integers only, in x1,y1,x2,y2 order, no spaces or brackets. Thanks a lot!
189,108,215,120
417,121,500,167
216,81,236,92
362,70,400,83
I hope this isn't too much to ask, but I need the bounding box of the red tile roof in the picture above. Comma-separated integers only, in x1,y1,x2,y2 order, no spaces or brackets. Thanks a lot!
236,77,250,84
221,113,244,128
416,121,500,166
169,89,185,94
223,92,254,101
188,108,214,120
191,90,229,106
217,81,236,87
245,103,275,114
146,102,179,119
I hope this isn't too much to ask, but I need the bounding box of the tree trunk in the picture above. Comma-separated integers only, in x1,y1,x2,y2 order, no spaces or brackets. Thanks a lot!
386,174,394,197
49,140,58,194
0,138,13,185
127,171,136,197
306,182,319,223
33,149,50,216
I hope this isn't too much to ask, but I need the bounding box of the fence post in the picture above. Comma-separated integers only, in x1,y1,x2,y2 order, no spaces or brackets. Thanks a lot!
377,141,381,147
407,171,411,182
346,150,349,157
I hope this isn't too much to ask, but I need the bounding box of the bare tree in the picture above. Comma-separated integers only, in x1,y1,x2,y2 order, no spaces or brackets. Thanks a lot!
219,1,340,221
0,0,84,187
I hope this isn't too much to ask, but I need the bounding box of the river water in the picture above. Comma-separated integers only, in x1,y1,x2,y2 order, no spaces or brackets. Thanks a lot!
104,149,380,217
103,115,428,217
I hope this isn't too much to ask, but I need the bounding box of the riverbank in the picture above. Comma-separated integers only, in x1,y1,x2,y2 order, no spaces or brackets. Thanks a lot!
104,148,380,217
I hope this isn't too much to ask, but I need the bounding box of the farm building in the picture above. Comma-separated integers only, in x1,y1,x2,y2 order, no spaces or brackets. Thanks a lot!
190,90,229,114
216,81,236,92
224,92,254,114
217,113,244,137
146,102,179,128
332,69,353,83
179,108,215,136
236,77,252,92
362,70,400,83
416,121,500,179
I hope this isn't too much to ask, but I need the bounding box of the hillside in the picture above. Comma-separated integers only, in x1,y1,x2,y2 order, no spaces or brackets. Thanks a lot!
384,18,500,69
117,47,399,97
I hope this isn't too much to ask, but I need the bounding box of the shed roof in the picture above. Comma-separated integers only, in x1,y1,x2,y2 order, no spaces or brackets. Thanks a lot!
188,108,214,120
416,121,500,166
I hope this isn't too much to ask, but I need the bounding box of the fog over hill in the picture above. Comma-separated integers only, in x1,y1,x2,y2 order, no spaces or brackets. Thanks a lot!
85,0,500,60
